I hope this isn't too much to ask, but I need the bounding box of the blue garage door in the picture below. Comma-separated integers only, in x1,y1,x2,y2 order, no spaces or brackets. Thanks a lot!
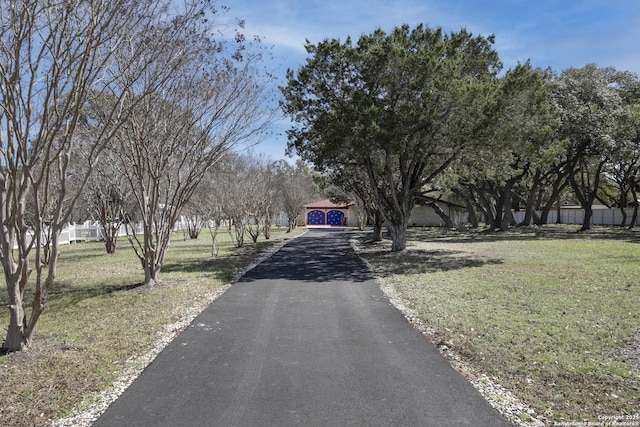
307,210,326,225
326,210,344,226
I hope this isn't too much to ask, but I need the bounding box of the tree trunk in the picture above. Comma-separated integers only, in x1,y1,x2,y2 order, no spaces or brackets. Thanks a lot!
494,191,506,230
142,233,165,286
3,226,59,352
387,217,408,252
372,211,384,241
369,182,412,251
570,159,605,232
212,236,219,257
247,219,261,243
379,196,411,252
287,217,297,233
104,223,120,253
135,219,169,286
234,220,245,248
499,187,513,231
629,187,638,229
513,192,541,227
98,201,124,253
5,287,28,352
472,185,496,230
580,208,593,231
426,202,454,228
105,236,117,254
629,206,639,230
519,170,541,226
454,188,478,228
351,199,368,231
497,174,525,231
208,222,221,257
143,264,160,286
537,172,568,225
465,183,496,230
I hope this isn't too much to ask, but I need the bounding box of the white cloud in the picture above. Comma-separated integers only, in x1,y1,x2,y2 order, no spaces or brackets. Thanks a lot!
226,0,640,161
229,0,640,73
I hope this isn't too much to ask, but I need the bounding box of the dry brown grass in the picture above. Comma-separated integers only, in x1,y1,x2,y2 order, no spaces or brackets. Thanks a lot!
0,227,303,426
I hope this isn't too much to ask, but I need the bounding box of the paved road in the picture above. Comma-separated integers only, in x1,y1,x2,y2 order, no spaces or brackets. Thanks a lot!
93,229,512,426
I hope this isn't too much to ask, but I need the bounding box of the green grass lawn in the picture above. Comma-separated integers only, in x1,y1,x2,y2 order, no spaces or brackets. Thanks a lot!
0,226,303,426
3,225,638,426
357,226,640,424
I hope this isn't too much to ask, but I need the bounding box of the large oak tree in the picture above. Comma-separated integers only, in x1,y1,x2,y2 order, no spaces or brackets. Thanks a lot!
450,62,561,230
555,65,628,231
281,24,501,251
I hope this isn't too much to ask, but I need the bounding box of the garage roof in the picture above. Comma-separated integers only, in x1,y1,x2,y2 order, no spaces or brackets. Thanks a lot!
304,199,354,209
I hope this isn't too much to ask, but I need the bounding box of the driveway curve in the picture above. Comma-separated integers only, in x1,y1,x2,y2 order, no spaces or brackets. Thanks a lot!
93,229,512,427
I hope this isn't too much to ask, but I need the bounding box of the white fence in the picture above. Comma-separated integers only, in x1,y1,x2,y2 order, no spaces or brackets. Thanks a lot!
513,207,640,227
60,222,150,245
18,207,638,248
13,213,297,250
15,221,146,249
55,215,290,247
59,223,107,245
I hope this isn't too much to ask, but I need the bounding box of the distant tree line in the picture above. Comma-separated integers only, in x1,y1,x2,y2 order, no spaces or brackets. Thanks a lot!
76,152,318,252
178,155,318,253
281,24,640,251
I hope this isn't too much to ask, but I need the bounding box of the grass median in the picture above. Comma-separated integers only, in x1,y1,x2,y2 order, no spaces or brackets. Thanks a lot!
0,227,303,426
356,225,640,425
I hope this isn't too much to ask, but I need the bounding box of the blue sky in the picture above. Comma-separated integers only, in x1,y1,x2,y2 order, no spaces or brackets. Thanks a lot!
222,0,640,161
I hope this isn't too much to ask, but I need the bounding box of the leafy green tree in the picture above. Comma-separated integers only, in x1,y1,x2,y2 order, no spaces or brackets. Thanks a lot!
555,65,628,231
599,71,640,226
282,24,501,251
322,165,383,236
451,62,561,230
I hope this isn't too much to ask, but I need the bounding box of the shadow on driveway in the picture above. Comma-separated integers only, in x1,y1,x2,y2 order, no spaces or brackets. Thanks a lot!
239,229,373,283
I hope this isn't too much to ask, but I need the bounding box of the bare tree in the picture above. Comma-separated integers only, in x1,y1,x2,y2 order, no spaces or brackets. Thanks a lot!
107,9,276,285
0,0,169,352
83,155,136,253
261,164,279,240
198,166,231,257
182,191,209,240
274,160,319,232
218,155,252,248
243,154,277,243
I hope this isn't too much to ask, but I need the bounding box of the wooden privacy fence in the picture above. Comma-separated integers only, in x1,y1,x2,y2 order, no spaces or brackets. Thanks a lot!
513,207,640,227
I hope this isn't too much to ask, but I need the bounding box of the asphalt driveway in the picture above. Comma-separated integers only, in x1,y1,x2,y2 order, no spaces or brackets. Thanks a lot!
93,229,512,426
